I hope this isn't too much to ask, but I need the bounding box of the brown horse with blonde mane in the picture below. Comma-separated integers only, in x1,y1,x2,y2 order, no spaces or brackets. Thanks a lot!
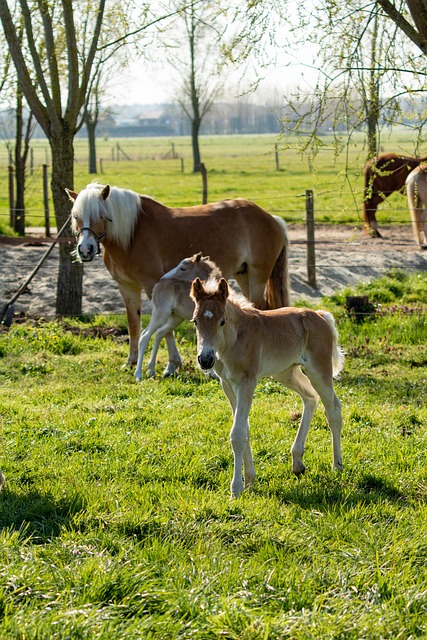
66,183,290,366
363,152,427,237
191,277,344,498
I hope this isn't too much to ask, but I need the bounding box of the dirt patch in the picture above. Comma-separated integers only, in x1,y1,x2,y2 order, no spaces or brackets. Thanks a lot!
1,224,426,319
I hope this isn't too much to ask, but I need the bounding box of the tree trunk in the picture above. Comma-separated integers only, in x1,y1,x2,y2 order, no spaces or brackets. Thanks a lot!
50,127,83,317
192,118,201,173
14,91,25,235
86,118,97,174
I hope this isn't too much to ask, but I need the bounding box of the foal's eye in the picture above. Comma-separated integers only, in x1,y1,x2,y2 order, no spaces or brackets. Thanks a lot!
220,319,225,326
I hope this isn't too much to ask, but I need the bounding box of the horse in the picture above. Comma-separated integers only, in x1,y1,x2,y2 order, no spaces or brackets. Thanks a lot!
134,252,222,380
363,152,427,237
66,183,290,366
406,165,427,248
190,277,345,498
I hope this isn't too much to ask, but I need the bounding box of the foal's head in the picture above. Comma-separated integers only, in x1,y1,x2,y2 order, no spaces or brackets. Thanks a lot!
161,252,221,282
191,277,229,370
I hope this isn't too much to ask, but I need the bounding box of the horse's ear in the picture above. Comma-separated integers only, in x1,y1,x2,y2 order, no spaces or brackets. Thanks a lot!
101,185,110,200
218,278,229,300
191,277,205,301
65,188,78,202
202,255,210,262
195,252,202,262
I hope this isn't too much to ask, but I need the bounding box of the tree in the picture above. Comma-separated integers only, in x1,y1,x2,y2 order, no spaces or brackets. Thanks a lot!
0,1,151,315
376,0,427,53
156,0,225,172
0,0,110,315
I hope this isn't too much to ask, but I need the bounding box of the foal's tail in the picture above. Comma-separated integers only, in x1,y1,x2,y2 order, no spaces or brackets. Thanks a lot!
317,311,345,377
266,216,290,309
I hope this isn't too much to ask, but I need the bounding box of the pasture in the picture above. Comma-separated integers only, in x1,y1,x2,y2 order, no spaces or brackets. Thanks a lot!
0,270,426,638
0,129,424,233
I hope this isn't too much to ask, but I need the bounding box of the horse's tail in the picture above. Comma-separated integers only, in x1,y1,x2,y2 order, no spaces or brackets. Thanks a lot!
317,311,345,377
265,216,290,309
406,168,423,245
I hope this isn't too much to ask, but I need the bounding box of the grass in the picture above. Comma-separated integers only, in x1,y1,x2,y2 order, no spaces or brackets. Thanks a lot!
0,129,423,233
0,271,426,638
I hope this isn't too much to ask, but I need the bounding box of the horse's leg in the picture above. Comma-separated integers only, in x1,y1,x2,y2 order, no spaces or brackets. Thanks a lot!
303,364,343,472
220,373,256,492
227,378,257,498
162,330,183,377
421,207,427,246
135,308,171,380
274,366,319,475
234,273,267,309
117,282,143,366
363,192,383,238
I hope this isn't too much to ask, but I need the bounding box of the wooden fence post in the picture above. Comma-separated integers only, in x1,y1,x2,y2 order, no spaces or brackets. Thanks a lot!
43,164,51,237
200,163,208,204
306,189,316,288
275,143,280,171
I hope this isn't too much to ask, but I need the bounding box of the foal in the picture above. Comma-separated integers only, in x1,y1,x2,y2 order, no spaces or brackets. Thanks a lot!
191,277,345,498
134,253,221,379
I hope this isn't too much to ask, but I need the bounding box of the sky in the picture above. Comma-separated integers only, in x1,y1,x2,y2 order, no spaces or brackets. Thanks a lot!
105,16,321,107
106,56,321,107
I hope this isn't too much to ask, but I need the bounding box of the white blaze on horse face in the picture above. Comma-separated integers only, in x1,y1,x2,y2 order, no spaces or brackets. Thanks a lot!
76,210,99,262
195,306,219,370
77,229,97,261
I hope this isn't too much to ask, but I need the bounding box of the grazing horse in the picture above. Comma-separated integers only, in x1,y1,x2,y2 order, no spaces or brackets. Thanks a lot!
66,183,290,366
406,165,427,248
134,252,221,380
363,152,427,237
190,277,345,498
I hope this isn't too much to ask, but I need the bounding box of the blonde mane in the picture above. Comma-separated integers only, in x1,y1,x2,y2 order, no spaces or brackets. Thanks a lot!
72,183,141,249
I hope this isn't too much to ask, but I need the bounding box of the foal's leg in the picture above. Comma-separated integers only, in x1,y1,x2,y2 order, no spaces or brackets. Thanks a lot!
225,378,257,498
275,366,319,475
159,329,183,377
303,365,343,472
135,315,161,380
220,374,256,494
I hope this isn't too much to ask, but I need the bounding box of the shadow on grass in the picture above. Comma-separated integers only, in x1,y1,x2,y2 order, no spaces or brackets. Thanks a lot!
262,470,412,510
0,489,84,542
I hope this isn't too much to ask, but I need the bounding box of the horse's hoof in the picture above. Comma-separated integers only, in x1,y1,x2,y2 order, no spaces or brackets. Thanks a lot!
292,464,306,476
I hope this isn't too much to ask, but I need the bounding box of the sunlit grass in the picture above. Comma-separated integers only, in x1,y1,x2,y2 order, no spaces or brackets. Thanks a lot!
0,273,426,637
0,129,420,231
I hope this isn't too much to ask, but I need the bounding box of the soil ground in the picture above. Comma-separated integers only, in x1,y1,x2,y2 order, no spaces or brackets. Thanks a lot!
1,224,426,319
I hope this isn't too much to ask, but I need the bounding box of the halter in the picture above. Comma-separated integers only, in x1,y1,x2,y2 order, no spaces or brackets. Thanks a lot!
76,198,110,256
77,226,106,255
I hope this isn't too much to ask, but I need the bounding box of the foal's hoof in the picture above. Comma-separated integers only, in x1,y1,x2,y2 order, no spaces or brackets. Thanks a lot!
292,463,306,476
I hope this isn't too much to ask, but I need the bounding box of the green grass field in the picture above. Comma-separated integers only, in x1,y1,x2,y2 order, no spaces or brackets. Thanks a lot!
0,129,422,233
0,271,426,638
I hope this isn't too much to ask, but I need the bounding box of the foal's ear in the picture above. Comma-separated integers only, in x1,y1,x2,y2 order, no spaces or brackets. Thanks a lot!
218,278,229,300
194,252,203,262
191,277,205,301
65,188,78,202
101,185,111,200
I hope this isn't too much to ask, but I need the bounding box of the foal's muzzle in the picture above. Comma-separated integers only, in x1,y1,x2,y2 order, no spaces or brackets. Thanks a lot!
198,349,216,370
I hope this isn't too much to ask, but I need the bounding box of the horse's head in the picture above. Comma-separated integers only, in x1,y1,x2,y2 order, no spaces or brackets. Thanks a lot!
190,277,229,370
66,184,111,262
